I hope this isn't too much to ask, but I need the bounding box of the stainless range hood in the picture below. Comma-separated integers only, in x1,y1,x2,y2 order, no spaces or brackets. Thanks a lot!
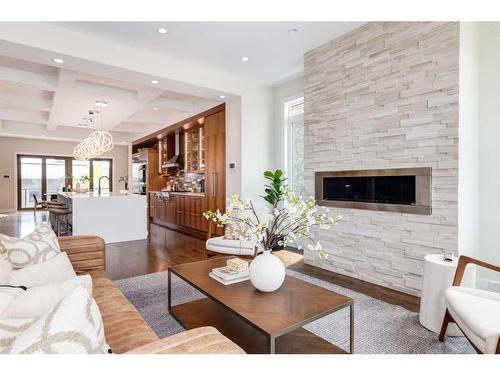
162,131,184,169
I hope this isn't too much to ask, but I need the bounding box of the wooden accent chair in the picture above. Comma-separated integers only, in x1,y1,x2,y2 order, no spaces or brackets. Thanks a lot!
438,255,500,354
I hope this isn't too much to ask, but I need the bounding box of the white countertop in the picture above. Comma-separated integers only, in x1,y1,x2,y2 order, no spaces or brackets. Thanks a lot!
58,191,143,199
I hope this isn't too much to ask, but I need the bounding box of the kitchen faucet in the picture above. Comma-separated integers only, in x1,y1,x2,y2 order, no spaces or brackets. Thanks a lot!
98,176,110,195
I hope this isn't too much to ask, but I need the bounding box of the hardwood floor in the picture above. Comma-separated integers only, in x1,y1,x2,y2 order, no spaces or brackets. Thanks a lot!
106,223,207,280
0,211,420,312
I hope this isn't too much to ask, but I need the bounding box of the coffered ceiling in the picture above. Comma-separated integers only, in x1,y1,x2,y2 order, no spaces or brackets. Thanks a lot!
0,55,220,143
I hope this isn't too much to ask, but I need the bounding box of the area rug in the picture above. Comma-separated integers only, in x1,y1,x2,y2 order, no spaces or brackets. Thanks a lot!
273,250,304,267
115,269,474,354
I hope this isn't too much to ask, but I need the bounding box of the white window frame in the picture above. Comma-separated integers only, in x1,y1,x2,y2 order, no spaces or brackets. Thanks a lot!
283,96,304,192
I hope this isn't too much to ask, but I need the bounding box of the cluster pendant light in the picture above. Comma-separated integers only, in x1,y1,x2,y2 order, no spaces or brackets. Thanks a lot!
73,101,114,160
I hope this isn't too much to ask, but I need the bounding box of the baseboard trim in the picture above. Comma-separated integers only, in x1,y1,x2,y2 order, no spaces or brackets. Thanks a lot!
0,208,16,214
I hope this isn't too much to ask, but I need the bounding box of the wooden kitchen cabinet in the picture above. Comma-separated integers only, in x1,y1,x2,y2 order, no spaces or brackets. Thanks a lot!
189,196,206,232
164,199,176,224
175,195,188,227
149,192,156,220
205,110,225,236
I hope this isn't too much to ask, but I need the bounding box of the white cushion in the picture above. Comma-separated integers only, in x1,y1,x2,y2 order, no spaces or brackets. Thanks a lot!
9,252,76,288
1,285,109,354
206,236,256,256
445,286,500,354
207,236,254,249
1,275,92,319
0,223,61,269
0,254,12,284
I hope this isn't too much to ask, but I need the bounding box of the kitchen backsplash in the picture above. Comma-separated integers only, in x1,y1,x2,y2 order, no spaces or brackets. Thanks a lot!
163,171,205,192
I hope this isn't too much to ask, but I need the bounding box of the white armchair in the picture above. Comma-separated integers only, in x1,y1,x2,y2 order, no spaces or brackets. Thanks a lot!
438,256,500,354
205,220,257,258
204,206,268,259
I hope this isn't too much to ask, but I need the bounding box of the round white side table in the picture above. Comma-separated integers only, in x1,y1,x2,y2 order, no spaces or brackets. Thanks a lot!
419,254,463,336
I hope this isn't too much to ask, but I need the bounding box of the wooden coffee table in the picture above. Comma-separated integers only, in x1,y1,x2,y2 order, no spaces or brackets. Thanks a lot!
168,257,354,354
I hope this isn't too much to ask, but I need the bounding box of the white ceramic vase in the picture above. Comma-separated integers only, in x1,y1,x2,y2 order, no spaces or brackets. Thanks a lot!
249,249,285,292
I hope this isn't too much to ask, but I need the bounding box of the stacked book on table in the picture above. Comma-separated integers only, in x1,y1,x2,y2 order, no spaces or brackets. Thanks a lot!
209,258,249,285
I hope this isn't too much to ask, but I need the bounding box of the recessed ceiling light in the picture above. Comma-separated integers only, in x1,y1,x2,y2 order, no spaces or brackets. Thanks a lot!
157,27,168,34
121,141,128,144
53,58,64,64
151,80,159,85
94,100,108,107
288,28,299,35
153,107,159,110
219,95,226,99
41,135,46,137
241,57,249,62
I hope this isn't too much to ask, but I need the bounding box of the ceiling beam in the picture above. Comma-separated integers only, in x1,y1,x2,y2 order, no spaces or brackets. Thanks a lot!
0,66,57,91
150,97,195,113
0,108,48,124
47,69,77,131
0,92,52,112
111,87,163,130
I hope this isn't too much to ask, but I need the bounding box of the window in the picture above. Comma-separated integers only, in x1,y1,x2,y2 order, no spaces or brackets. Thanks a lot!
72,160,90,190
19,157,42,208
17,155,113,210
284,97,304,195
46,159,66,194
93,159,111,193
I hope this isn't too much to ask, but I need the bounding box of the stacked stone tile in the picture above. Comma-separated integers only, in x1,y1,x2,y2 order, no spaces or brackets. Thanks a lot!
303,22,459,296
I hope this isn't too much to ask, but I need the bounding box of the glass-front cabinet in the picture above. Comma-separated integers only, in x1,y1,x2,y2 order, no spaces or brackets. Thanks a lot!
184,126,204,173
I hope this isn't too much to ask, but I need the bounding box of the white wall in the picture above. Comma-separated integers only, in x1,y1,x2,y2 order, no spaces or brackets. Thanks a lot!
477,22,500,286
0,136,129,212
272,76,304,170
458,22,480,285
240,87,275,202
225,97,242,197
458,22,500,289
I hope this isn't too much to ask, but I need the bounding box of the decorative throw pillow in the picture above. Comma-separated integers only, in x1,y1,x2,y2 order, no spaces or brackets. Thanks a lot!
0,223,61,269
9,252,76,288
224,210,251,240
1,275,92,319
0,255,12,284
224,220,250,240
1,285,109,354
0,318,35,350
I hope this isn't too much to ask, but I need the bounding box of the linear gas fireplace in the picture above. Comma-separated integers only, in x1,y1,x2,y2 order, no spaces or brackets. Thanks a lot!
315,168,432,215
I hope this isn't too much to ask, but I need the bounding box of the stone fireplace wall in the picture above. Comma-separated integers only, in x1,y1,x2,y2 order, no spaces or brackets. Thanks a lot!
303,22,459,296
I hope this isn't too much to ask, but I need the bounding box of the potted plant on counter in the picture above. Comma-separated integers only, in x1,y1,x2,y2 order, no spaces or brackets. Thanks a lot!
204,169,341,292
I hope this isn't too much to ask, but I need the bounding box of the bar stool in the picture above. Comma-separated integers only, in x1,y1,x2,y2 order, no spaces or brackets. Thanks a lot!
49,208,72,237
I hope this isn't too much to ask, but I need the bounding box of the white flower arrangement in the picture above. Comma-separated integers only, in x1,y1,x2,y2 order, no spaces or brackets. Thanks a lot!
204,170,341,259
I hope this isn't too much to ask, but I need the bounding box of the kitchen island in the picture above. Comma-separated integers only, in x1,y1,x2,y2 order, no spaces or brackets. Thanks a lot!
58,192,147,243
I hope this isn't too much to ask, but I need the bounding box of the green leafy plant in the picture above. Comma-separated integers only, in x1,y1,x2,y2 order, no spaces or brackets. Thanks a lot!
262,169,288,209
80,176,90,183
